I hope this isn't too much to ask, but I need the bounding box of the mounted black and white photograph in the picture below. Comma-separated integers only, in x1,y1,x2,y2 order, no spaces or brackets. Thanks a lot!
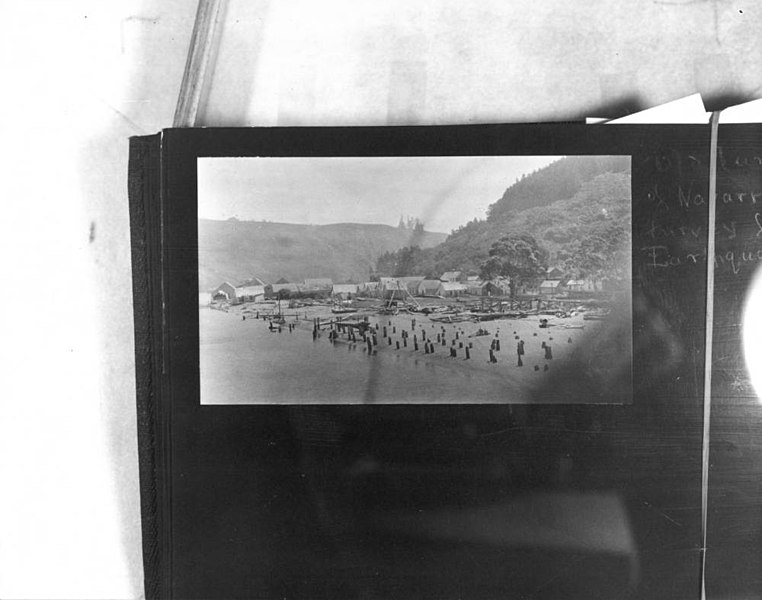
198,155,633,404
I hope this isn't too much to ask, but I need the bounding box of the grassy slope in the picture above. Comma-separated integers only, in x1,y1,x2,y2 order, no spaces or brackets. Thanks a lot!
199,220,447,289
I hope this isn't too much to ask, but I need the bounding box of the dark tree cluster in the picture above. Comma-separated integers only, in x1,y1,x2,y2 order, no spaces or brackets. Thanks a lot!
479,233,548,297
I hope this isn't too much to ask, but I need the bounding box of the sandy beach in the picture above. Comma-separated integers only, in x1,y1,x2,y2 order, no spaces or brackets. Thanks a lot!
200,300,632,404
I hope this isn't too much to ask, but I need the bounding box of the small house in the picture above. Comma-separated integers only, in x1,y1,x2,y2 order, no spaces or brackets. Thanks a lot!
438,281,468,297
380,278,407,299
519,282,540,296
212,282,237,302
539,279,565,296
303,277,333,289
440,271,463,283
332,283,359,300
238,276,267,287
566,279,597,293
302,278,333,298
417,279,443,297
397,276,425,295
358,281,380,297
481,279,510,297
236,285,266,302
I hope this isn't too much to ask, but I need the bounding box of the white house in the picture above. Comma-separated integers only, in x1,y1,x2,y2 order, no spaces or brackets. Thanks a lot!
438,281,468,297
539,279,565,295
566,279,597,293
236,285,266,302
212,282,237,301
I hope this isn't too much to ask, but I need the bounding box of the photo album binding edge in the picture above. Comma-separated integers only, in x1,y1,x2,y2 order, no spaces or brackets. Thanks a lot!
128,131,169,600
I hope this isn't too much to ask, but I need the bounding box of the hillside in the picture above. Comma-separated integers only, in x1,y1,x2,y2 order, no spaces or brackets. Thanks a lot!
488,155,630,220
198,220,447,289
375,156,632,280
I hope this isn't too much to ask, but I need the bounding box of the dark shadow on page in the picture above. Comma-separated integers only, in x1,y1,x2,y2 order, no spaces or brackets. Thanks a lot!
576,94,645,121
701,91,759,113
283,285,704,599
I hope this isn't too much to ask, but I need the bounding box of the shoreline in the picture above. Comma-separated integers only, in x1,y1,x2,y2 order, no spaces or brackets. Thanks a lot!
200,301,632,404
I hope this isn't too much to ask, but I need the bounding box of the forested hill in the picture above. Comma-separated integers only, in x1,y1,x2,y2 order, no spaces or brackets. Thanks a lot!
487,156,630,220
198,220,447,289
375,156,632,279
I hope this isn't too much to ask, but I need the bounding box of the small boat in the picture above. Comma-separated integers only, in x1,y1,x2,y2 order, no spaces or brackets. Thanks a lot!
469,312,505,322
430,313,471,323
469,328,491,337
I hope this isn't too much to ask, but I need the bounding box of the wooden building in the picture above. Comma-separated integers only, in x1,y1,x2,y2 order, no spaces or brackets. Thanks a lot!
417,279,443,297
331,283,359,299
439,270,464,282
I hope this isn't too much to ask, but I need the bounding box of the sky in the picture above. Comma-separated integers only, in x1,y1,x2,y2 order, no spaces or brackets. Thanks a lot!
198,156,561,233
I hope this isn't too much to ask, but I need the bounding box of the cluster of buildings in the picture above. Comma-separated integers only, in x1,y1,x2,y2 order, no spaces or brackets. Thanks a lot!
200,268,612,306
537,267,603,296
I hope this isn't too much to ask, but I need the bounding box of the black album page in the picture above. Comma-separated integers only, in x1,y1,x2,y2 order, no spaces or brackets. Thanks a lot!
128,124,762,599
